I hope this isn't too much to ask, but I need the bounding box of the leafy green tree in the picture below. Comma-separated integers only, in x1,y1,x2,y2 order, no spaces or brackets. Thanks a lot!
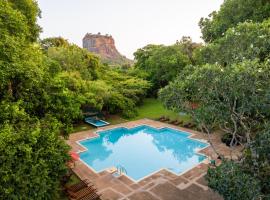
207,129,270,199
47,44,100,80
199,0,270,42
176,36,202,65
199,19,270,66
0,2,71,200
0,116,70,200
134,44,191,95
7,0,41,42
207,161,261,200
159,60,270,146
100,66,150,118
243,129,270,195
40,37,69,51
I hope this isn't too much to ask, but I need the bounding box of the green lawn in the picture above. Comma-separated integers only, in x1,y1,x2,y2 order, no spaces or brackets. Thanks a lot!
131,98,190,122
72,98,190,133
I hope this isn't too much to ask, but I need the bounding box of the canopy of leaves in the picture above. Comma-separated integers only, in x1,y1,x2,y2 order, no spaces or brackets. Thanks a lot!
159,60,270,143
9,0,41,42
199,19,270,66
134,38,200,95
199,0,270,42
207,129,270,199
40,37,69,50
0,111,70,200
207,161,261,200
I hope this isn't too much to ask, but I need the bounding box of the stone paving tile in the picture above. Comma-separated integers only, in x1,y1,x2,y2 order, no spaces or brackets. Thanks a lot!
72,161,99,180
185,184,223,200
118,175,134,186
94,174,116,189
158,170,178,180
169,176,189,186
196,175,208,186
111,183,132,195
129,184,140,190
150,182,189,200
127,191,159,200
182,167,205,180
142,182,156,190
99,171,110,176
101,188,123,200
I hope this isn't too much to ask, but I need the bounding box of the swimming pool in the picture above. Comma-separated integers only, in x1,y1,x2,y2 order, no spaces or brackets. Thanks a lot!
78,125,208,181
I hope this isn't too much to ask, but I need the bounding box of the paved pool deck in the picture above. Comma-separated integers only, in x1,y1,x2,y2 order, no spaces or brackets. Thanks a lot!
67,119,240,200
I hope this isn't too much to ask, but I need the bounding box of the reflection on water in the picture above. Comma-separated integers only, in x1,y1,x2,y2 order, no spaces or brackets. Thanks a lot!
79,125,208,181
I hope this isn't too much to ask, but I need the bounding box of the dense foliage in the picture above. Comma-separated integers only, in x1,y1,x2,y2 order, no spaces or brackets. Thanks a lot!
198,19,270,66
42,41,150,121
207,129,270,200
199,0,270,42
207,161,261,200
156,0,270,199
134,37,201,95
159,60,270,145
0,116,70,200
0,1,150,199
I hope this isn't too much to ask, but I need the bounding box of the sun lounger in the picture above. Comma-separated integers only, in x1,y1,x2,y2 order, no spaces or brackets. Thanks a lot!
160,117,169,122
173,120,183,125
169,120,177,124
158,116,165,120
68,186,97,200
79,192,101,200
65,179,92,193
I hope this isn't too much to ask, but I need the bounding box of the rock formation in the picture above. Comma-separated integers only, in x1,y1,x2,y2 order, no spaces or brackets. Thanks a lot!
83,33,133,65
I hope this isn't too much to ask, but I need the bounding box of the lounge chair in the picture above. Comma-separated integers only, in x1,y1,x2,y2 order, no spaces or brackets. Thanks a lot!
169,120,177,124
160,117,169,122
68,186,97,200
183,122,191,128
158,116,165,121
79,192,101,200
173,120,183,125
65,179,92,193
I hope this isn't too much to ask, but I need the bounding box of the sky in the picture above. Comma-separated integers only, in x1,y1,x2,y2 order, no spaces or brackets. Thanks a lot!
37,0,223,59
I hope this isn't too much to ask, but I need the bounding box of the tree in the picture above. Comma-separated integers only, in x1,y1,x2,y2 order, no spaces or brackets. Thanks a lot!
159,60,270,146
40,37,69,51
9,0,41,42
199,19,270,66
207,161,261,200
100,66,151,118
207,129,270,199
0,2,71,199
0,116,70,200
199,0,270,42
47,44,100,80
134,44,191,95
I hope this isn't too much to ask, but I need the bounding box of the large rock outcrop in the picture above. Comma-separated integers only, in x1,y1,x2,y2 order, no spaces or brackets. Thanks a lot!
83,33,133,65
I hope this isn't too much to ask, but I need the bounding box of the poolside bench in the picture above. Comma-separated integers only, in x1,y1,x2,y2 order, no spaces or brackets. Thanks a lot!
79,192,101,200
68,186,97,200
65,179,92,193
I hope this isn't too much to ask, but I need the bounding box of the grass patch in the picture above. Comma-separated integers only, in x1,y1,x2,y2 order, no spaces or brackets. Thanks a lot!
131,98,191,122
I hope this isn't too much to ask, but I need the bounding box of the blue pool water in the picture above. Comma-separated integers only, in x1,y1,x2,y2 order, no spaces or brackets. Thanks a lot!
79,125,208,181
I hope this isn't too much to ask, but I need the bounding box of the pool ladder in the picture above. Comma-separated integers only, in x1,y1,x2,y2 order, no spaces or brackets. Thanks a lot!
116,165,127,175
